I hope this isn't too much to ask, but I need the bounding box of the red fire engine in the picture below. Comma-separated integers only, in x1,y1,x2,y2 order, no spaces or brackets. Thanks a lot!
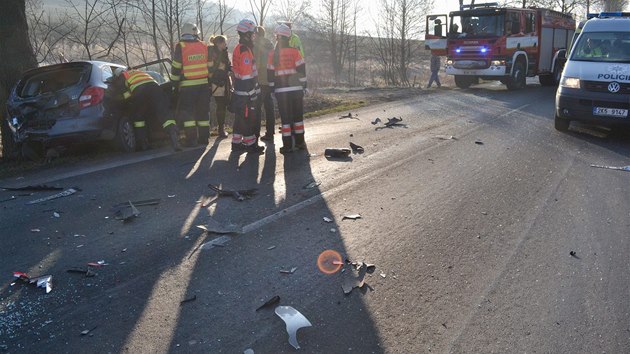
426,3,575,90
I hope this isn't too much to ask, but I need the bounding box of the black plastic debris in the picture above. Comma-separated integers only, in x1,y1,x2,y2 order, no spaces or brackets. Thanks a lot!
342,214,362,220
26,187,79,205
324,148,351,158
180,295,197,305
375,117,407,130
474,141,484,145
1,185,63,191
114,201,140,222
569,251,577,257
256,295,280,311
349,142,364,153
339,112,359,120
590,164,630,172
208,184,257,201
371,118,382,125
80,326,98,336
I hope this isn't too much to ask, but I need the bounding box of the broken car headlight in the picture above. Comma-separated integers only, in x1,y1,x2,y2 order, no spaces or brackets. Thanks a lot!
560,77,580,89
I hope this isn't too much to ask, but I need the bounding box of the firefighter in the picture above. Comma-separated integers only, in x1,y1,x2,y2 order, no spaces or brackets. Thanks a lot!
231,19,264,154
112,67,181,152
254,26,276,142
208,35,231,138
277,20,304,57
267,24,307,154
171,23,211,146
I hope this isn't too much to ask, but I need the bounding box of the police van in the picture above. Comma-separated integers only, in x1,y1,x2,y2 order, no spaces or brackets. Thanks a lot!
555,12,630,131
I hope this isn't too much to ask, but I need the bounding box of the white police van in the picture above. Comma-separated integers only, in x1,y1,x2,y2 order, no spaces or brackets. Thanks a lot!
555,12,630,131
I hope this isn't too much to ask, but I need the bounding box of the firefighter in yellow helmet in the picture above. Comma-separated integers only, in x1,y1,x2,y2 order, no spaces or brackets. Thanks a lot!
112,67,181,151
171,23,211,146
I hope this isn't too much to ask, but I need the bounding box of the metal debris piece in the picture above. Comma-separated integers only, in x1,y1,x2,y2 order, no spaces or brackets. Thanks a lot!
339,112,359,120
267,246,276,250
31,228,41,232
168,195,176,198
380,272,386,278
208,184,257,201
114,201,140,222
180,295,197,305
342,214,362,220
323,217,333,223
87,260,108,267
434,135,457,140
1,185,63,191
590,164,630,172
197,217,243,234
275,306,312,349
324,148,351,158
474,141,484,145
53,212,60,218
81,326,98,336
256,295,280,311
111,199,161,211
199,236,231,250
349,142,364,153
280,267,298,274
330,228,337,233
371,118,381,125
26,187,79,205
303,180,321,189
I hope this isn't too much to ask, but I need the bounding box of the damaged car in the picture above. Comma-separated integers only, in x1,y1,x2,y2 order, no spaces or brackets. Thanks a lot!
4,59,175,159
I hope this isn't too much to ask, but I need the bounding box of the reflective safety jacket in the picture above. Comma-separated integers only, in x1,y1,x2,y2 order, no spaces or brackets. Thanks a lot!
171,37,210,87
121,70,156,99
289,33,304,57
267,46,306,93
232,43,259,96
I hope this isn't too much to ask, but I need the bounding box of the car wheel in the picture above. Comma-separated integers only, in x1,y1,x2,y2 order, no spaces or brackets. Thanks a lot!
116,117,136,152
506,61,526,90
455,75,473,89
555,114,570,132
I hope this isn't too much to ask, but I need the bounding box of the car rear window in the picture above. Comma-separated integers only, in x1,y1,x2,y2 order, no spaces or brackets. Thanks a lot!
17,63,91,98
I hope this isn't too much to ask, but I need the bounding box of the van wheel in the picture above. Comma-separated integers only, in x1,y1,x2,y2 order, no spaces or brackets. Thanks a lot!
555,114,570,132
506,61,526,90
116,117,136,152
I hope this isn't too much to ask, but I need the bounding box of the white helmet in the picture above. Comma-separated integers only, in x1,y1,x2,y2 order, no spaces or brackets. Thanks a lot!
236,19,256,33
274,24,291,38
114,67,126,77
182,23,199,36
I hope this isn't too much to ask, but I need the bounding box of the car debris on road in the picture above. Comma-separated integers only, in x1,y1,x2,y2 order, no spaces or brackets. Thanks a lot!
113,201,140,222
339,112,359,120
324,148,351,158
342,214,362,220
275,306,312,349
208,184,257,201
590,164,630,172
12,272,53,293
26,187,79,205
349,142,364,153
256,295,280,311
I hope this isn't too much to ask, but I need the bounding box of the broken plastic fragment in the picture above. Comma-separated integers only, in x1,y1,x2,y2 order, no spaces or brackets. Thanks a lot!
280,267,298,274
371,117,381,125
349,142,364,153
267,246,276,250
200,235,231,250
324,148,351,158
342,214,362,220
197,218,243,234
81,326,97,335
27,188,79,205
30,228,41,232
114,201,140,221
590,164,630,172
208,184,257,201
87,260,108,267
30,275,53,293
323,217,333,223
474,141,484,145
342,264,367,295
53,212,60,218
434,135,456,140
256,295,280,311
339,112,359,120
275,306,312,349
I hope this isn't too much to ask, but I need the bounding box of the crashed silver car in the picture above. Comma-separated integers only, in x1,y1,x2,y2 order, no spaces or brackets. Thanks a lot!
5,59,175,159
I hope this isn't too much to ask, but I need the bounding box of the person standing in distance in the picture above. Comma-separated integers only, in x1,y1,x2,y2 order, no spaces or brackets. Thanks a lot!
426,53,442,88
267,24,307,154
231,19,264,154
208,35,231,139
254,26,276,142
170,23,211,146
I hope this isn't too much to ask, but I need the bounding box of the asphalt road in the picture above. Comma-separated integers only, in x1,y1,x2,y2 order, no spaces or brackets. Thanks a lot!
1,81,630,353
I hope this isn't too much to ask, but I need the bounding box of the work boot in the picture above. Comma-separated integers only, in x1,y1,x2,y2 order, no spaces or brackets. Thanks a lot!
260,132,274,142
294,133,307,150
218,125,228,139
280,136,294,154
168,126,182,152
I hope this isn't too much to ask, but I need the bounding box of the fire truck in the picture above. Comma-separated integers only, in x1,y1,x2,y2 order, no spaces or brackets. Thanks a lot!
425,3,576,90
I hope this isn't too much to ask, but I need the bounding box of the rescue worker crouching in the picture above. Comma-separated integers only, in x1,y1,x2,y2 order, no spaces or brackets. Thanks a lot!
208,35,232,139
267,24,307,154
171,23,211,147
112,67,181,152
231,19,264,154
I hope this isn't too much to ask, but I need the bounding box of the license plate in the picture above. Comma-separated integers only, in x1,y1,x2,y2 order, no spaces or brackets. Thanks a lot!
463,70,477,75
593,107,628,117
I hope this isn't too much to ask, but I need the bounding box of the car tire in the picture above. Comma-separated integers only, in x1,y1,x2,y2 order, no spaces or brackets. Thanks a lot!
455,75,473,89
555,114,570,132
115,116,136,152
506,61,526,90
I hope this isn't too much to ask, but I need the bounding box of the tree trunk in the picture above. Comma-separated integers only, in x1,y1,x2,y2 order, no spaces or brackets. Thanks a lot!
0,0,37,160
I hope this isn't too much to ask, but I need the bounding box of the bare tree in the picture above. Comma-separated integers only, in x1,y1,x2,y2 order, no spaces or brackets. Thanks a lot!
26,0,75,64
249,0,273,25
274,0,311,23
0,0,37,159
316,0,355,84
212,0,236,35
